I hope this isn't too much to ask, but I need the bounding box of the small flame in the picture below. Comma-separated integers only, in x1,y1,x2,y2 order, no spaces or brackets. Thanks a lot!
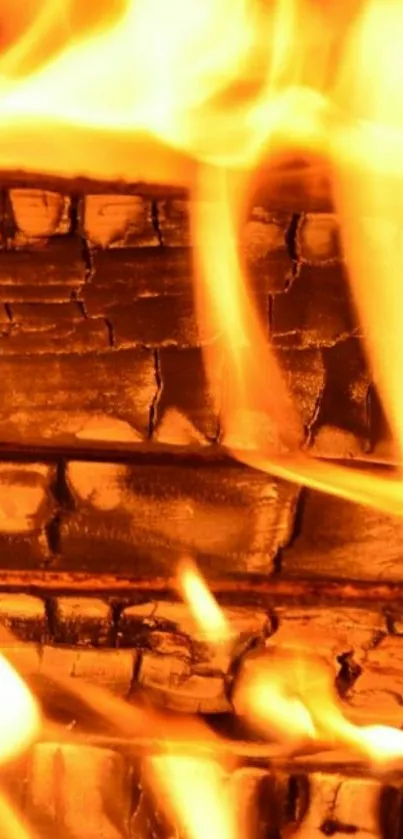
178,559,233,645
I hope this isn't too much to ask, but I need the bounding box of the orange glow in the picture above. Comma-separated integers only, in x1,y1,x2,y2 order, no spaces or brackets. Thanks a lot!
0,791,35,839
179,566,403,765
0,654,40,764
333,0,403,463
234,646,403,765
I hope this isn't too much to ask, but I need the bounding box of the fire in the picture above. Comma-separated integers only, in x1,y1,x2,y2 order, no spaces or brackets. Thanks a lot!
0,653,40,839
178,562,403,768
4,0,403,833
147,755,238,839
0,2,403,514
178,558,234,645
0,653,40,764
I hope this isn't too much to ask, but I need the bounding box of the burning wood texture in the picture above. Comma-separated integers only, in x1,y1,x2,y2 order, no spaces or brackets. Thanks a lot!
3,1,403,837
0,185,400,838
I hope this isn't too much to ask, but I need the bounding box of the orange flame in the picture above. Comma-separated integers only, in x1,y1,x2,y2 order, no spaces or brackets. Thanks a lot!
233,647,403,765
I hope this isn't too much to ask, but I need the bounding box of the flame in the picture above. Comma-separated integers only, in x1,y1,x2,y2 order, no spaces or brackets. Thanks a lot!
0,791,36,839
0,653,40,764
332,0,403,462
178,562,403,766
4,0,403,824
0,1,402,513
178,559,234,645
147,755,239,839
233,646,403,766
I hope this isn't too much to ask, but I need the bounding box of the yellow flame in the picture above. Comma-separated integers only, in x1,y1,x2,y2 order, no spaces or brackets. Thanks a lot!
234,647,403,765
0,654,40,764
179,563,403,766
332,0,403,463
1,0,403,518
147,755,238,839
0,791,36,839
3,0,403,798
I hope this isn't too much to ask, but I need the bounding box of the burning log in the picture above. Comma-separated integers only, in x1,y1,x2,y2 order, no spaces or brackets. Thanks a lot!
6,742,391,839
3,2,403,837
2,593,403,729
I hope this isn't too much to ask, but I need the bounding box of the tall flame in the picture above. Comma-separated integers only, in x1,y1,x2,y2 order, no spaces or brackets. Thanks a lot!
0,654,40,764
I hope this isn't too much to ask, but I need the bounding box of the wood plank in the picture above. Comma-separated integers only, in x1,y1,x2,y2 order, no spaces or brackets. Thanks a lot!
83,194,158,248
272,264,358,349
294,775,382,839
59,460,299,576
8,189,71,242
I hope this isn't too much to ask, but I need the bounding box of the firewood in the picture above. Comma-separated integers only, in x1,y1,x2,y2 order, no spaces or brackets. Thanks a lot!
0,153,333,210
52,597,114,647
2,302,110,355
5,643,136,698
0,463,54,568
0,594,47,643
295,213,341,265
3,596,403,730
2,570,403,607
0,186,385,457
0,347,156,447
119,600,269,714
272,264,357,349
